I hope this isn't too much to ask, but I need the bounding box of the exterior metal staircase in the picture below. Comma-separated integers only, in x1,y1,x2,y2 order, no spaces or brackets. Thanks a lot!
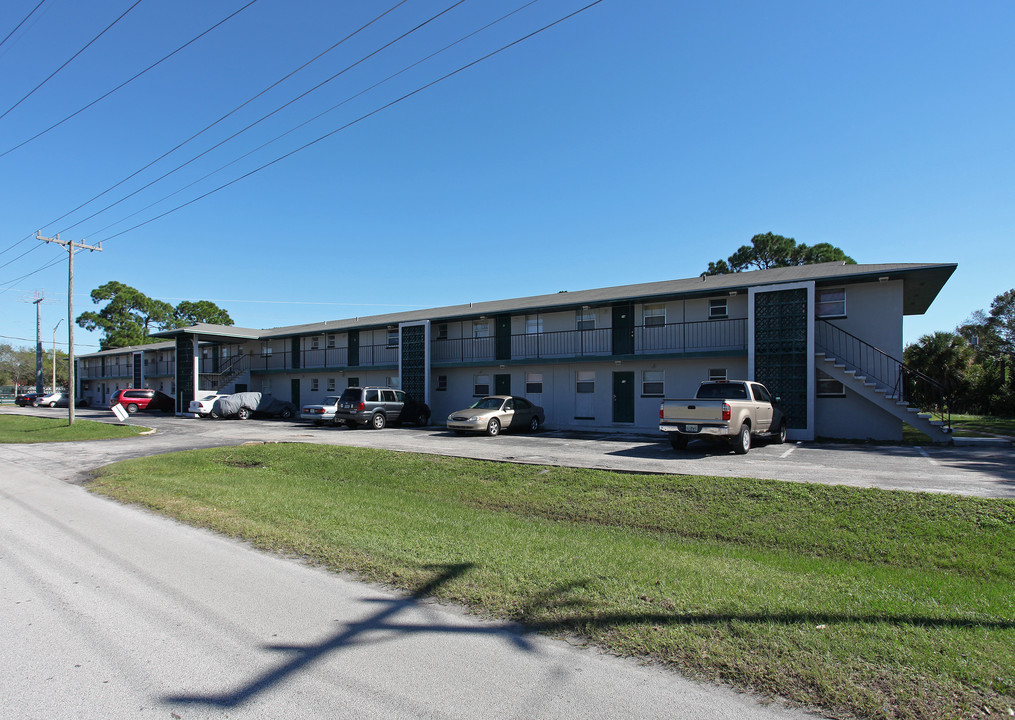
815,321,952,442
201,353,248,393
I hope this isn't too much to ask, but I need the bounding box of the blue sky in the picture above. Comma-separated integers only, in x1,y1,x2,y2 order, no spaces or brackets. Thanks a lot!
1,0,1012,355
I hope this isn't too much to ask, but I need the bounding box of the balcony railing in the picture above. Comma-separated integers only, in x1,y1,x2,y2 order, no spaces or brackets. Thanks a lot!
432,318,747,363
244,343,400,373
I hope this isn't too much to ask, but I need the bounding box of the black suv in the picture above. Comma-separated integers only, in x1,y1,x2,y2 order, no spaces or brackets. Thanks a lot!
333,387,430,429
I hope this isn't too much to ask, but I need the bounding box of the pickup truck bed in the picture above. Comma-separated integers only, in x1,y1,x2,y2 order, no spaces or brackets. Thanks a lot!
659,380,787,454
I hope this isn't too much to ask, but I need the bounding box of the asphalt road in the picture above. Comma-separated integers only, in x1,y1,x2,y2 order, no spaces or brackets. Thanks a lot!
2,406,1012,719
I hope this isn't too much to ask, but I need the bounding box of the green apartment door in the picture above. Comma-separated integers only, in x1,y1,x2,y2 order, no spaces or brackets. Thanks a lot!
612,304,634,355
348,330,359,367
495,315,512,360
291,379,300,409
494,373,511,395
612,371,634,423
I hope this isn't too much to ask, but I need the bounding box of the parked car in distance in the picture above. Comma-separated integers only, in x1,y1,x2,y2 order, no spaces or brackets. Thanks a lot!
110,388,175,413
301,395,342,425
34,391,64,408
189,393,229,417
33,392,89,408
211,391,296,420
658,380,786,454
333,387,430,429
447,395,544,437
16,391,41,406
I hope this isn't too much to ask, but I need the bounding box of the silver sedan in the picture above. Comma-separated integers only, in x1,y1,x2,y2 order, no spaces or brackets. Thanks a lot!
447,395,544,436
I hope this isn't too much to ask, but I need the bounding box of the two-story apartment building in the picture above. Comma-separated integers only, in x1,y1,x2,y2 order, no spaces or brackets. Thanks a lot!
77,261,957,442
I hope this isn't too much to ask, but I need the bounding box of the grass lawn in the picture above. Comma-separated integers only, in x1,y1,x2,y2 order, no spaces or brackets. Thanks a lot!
88,444,1015,720
0,414,146,442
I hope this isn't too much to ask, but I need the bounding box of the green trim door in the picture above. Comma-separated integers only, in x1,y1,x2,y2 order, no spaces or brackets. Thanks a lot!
348,330,359,367
290,337,300,369
495,314,512,361
612,371,634,423
612,304,634,355
495,373,511,395
291,379,300,409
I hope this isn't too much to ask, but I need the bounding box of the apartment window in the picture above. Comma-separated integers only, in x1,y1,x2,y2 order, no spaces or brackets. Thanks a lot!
576,370,595,394
262,379,272,394
708,368,727,382
261,342,273,356
327,378,336,391
311,378,319,392
326,334,336,349
709,298,728,319
473,320,489,338
575,370,595,419
347,377,359,387
817,288,846,318
643,370,664,397
643,304,665,327
817,371,846,397
436,323,448,340
525,315,543,334
576,310,595,331
311,336,320,350
474,374,490,396
436,375,447,391
387,327,399,348
526,372,543,394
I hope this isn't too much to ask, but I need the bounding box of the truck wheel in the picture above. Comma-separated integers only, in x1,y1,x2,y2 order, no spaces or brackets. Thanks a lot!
125,403,138,414
775,421,787,444
237,407,251,420
370,413,386,430
733,423,751,454
668,435,687,451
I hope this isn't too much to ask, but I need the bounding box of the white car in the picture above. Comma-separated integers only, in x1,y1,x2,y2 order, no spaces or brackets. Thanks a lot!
301,395,342,425
189,393,228,417
34,392,64,408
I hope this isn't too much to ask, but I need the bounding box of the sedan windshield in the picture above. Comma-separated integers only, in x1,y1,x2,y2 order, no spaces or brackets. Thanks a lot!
470,397,505,410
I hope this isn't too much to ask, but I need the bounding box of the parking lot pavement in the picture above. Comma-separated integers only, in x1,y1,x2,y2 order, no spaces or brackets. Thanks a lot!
6,406,1015,499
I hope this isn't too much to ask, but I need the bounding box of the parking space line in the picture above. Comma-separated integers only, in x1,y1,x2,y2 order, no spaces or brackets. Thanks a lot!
915,446,938,465
779,444,798,459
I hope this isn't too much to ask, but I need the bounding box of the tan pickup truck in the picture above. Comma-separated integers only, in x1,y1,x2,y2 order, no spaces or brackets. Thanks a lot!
658,380,787,453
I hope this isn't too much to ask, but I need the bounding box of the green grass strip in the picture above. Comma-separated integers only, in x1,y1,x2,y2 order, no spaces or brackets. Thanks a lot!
88,443,1015,719
0,414,144,442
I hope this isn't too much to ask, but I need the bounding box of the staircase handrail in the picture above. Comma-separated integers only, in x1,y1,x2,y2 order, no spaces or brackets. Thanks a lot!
815,320,951,431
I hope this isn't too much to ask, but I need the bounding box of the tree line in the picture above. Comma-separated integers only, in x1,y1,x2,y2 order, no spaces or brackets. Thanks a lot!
904,290,1015,416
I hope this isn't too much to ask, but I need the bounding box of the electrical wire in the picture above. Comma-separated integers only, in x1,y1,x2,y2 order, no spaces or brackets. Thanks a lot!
2,1,603,292
0,0,49,54
85,0,543,240
0,0,259,159
0,0,144,122
55,0,470,237
96,0,605,244
31,0,412,240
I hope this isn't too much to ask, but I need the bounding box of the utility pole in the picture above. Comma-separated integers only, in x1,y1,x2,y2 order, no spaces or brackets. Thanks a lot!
37,232,102,425
33,293,44,393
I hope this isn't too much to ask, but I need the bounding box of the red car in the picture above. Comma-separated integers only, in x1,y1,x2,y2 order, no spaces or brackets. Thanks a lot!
109,388,174,413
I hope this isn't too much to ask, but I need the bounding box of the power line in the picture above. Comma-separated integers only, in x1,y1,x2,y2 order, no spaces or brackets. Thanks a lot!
0,0,259,159
30,0,412,241
95,0,605,244
57,0,470,237
0,0,49,54
0,0,144,122
84,0,544,240
2,1,603,290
